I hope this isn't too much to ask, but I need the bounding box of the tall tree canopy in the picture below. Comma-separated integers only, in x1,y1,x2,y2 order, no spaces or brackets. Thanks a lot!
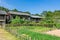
0,6,9,12
23,11,31,14
11,9,19,12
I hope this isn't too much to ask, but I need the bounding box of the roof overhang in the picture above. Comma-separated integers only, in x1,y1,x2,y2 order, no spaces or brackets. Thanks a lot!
30,15,44,18
8,11,30,16
0,10,7,15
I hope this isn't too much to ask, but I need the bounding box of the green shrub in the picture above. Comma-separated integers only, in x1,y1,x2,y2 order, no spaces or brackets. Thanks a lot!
56,23,60,29
11,16,24,24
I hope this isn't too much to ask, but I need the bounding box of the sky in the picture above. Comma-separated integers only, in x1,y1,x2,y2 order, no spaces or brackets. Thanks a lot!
0,0,60,14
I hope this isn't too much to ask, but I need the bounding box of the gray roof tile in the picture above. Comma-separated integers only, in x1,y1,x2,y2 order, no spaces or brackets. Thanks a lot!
0,10,7,14
8,11,44,18
8,11,30,16
30,15,44,18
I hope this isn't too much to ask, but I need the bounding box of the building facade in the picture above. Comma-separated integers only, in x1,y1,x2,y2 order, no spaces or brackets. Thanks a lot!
0,10,6,28
7,11,43,23
0,10,43,27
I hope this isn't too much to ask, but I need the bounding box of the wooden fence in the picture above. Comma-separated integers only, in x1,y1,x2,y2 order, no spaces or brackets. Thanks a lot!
6,23,54,27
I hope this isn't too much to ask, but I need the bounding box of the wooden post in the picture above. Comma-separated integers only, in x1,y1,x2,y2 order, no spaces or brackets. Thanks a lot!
2,21,5,29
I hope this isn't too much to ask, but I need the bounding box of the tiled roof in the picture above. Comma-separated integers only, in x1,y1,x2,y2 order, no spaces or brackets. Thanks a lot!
0,10,7,14
8,11,44,18
30,15,44,18
8,11,30,16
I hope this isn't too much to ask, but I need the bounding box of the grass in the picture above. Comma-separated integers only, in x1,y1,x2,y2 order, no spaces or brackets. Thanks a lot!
5,26,60,40
18,29,60,40
27,26,53,32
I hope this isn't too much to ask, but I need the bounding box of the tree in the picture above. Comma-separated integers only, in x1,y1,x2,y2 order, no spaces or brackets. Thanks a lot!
11,9,19,12
11,16,20,24
11,16,24,24
23,11,31,14
41,11,54,27
53,10,60,28
34,14,40,16
41,11,47,16
0,6,9,12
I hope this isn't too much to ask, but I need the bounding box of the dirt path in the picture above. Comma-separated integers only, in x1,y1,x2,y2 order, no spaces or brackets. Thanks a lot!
0,28,18,40
45,29,60,37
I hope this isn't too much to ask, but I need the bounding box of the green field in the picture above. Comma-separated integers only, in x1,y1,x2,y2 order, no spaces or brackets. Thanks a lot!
5,26,60,40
